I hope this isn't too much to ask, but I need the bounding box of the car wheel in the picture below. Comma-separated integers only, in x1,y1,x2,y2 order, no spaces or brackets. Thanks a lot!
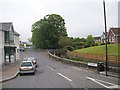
20,73,23,76
33,72,35,75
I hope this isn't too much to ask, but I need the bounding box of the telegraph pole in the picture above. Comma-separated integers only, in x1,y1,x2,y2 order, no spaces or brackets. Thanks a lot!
103,0,108,76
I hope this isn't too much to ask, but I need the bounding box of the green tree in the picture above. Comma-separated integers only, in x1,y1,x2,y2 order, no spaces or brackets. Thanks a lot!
28,38,32,42
86,35,95,46
58,37,72,48
32,14,67,49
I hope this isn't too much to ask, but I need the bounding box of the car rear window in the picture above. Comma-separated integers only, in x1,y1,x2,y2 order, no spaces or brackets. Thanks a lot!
21,62,32,67
28,58,34,61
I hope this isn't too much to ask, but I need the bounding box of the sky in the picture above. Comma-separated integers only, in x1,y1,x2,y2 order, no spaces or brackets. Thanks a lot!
0,0,119,42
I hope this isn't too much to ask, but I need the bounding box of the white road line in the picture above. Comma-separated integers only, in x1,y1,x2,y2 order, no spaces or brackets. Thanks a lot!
86,77,109,88
84,88,89,90
86,77,119,89
73,67,82,71
57,73,72,82
47,66,54,71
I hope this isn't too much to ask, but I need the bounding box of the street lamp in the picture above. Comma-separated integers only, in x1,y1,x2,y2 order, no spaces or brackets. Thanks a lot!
103,0,108,76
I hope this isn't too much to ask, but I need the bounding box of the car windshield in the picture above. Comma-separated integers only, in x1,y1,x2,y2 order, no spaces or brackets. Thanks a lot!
28,58,35,61
21,62,32,67
23,58,27,61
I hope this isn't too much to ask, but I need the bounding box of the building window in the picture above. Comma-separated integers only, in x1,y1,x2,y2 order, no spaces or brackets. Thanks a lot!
112,37,115,42
5,31,10,43
4,31,14,44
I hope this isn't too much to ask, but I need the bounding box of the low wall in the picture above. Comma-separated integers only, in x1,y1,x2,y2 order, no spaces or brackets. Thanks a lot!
48,51,120,74
48,51,87,67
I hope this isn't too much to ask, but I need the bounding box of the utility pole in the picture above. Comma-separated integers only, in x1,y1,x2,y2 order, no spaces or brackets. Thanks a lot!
103,0,108,76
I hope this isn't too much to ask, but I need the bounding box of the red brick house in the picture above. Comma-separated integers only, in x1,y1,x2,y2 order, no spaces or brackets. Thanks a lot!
108,28,120,44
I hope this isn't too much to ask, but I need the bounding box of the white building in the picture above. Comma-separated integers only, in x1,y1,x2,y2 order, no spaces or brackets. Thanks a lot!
0,22,20,66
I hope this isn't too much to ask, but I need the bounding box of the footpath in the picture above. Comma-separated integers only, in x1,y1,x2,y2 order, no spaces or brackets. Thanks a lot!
0,60,22,83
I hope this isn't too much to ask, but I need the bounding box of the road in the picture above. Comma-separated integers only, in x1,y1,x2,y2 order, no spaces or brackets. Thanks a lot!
2,49,119,89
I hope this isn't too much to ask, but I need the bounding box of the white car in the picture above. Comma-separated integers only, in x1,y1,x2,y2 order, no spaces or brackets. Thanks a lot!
19,61,36,76
27,57,37,68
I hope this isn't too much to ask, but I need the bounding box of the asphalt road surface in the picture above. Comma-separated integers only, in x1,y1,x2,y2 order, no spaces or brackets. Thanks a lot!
2,49,119,89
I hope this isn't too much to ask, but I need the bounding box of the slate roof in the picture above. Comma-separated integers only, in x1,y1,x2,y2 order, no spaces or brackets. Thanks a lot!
0,22,20,36
94,36,101,40
109,28,120,36
14,31,20,36
0,22,13,31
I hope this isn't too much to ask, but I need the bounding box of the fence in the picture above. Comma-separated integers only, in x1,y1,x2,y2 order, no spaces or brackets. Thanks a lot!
68,52,120,67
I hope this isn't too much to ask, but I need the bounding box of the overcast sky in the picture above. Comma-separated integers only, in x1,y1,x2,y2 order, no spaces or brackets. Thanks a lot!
0,0,119,42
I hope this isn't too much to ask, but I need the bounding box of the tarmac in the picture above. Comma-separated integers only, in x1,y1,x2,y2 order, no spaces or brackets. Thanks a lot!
0,59,119,83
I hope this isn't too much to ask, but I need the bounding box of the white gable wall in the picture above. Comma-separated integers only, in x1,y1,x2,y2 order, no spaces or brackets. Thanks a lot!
14,35,20,61
0,30,5,66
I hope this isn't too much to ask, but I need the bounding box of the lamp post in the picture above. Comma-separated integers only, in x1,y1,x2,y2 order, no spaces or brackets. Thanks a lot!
103,0,108,76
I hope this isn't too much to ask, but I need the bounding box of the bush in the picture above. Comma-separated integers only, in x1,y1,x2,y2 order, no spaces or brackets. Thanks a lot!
71,57,80,61
67,46,74,51
84,44,90,48
92,43,98,46
100,43,105,45
70,57,88,63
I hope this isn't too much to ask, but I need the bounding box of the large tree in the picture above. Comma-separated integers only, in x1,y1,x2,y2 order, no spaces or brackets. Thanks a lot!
86,35,95,46
32,14,67,49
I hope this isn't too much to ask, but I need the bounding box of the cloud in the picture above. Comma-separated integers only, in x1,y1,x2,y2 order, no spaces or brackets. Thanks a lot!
0,0,118,41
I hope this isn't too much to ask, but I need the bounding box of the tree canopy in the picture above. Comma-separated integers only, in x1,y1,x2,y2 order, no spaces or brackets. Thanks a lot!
86,35,95,46
32,14,67,49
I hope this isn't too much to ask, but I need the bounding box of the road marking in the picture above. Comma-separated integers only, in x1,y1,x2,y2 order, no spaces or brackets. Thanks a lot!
57,73,72,82
73,67,82,71
84,88,89,90
86,76,119,89
47,66,54,71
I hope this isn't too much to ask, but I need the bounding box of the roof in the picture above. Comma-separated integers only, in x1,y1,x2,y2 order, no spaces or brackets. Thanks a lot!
110,28,120,36
0,22,13,31
94,36,101,40
14,31,20,36
22,42,28,44
0,22,20,36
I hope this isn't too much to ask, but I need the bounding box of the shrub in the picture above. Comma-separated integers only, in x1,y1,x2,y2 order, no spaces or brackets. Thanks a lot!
67,46,74,51
100,43,105,45
92,43,98,46
84,44,90,48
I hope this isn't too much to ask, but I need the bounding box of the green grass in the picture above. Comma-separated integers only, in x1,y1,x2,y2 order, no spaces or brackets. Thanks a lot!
70,57,88,63
74,44,120,56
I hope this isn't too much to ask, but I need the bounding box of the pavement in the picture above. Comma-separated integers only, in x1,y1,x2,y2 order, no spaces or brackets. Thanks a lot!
0,60,22,83
0,58,119,83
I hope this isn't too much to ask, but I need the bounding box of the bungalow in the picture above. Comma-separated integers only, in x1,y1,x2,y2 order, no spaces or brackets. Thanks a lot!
108,28,120,44
101,32,109,43
94,36,101,43
0,22,20,66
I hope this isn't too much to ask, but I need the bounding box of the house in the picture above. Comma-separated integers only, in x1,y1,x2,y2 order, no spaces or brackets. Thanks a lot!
94,36,101,43
0,22,20,66
108,28,120,44
101,32,109,43
19,41,27,49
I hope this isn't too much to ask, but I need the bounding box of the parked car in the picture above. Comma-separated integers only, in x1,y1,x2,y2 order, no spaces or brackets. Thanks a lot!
27,57,38,68
19,48,25,52
19,61,36,76
23,57,28,61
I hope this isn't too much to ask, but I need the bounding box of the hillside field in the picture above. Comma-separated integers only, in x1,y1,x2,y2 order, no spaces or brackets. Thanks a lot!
74,44,120,56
